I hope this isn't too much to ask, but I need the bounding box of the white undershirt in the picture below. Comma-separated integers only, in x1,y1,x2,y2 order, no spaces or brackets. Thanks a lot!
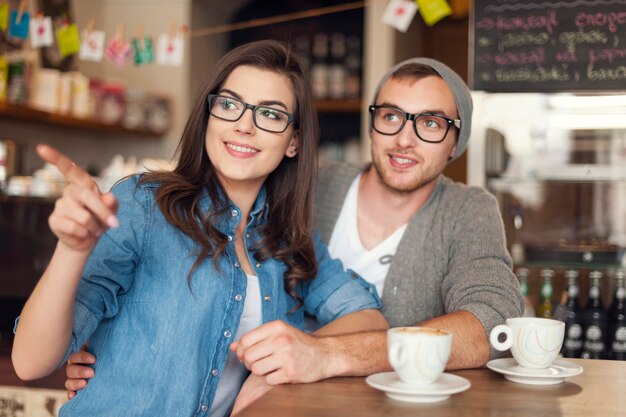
328,174,408,298
209,273,262,417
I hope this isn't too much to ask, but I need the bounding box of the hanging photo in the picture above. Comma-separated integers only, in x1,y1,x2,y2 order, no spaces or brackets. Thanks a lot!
132,36,155,65
0,57,8,101
8,9,29,39
156,33,184,67
417,0,452,26
56,23,81,57
0,3,9,31
29,16,54,48
79,30,106,62
38,0,76,72
382,0,418,33
105,37,134,68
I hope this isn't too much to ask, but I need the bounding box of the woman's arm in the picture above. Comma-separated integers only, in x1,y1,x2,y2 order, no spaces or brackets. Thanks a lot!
11,145,118,380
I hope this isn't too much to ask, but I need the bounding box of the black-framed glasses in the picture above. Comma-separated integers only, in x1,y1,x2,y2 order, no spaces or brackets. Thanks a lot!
207,94,295,133
369,105,461,143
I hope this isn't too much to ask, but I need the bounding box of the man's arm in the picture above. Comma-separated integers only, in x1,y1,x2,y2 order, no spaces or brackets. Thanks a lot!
296,310,489,379
231,309,387,384
415,311,490,369
234,309,488,386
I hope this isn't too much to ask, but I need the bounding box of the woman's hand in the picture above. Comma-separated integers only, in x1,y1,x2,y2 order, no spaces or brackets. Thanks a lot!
37,144,119,253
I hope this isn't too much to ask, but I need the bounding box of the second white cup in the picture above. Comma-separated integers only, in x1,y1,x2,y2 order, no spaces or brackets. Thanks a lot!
490,317,565,369
387,327,452,385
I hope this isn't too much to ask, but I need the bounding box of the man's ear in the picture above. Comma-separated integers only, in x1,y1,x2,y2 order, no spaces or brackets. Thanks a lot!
448,144,457,160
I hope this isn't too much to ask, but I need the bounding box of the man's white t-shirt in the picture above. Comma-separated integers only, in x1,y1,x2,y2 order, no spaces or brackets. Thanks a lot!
328,174,407,298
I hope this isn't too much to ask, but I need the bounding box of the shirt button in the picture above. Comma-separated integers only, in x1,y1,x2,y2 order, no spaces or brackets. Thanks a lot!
212,369,219,376
227,235,233,242
200,404,209,412
245,233,251,239
234,261,240,268
264,295,271,302
224,330,232,338
255,262,262,268
231,209,239,217
235,294,243,302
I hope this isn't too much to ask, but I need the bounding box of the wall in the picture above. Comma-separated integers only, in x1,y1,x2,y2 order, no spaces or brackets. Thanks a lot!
3,0,192,175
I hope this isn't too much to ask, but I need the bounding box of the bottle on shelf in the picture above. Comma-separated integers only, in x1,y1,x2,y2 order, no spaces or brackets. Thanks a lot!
516,268,535,317
310,33,329,100
581,270,608,359
608,270,626,360
294,35,311,71
328,32,347,100
560,269,584,358
343,35,361,100
536,268,554,319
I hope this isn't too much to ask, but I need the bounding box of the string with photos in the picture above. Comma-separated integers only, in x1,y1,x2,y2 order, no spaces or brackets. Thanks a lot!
0,0,459,70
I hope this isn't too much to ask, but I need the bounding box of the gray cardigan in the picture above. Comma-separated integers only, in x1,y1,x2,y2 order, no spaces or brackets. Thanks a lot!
315,162,524,358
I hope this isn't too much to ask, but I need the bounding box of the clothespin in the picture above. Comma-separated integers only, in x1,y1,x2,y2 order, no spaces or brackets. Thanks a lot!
115,22,125,46
16,0,27,25
136,23,145,49
168,20,177,39
85,18,96,35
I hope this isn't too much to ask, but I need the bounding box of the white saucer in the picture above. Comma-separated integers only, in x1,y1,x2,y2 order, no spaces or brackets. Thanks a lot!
487,358,583,385
366,372,471,403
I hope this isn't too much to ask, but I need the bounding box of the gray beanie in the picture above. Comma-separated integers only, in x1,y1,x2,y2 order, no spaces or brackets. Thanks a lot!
371,57,473,161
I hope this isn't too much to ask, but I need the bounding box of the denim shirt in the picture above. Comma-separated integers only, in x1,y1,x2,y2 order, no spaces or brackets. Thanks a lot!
56,176,380,417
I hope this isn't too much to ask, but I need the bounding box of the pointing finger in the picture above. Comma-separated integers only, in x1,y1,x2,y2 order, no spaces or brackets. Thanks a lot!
36,144,98,190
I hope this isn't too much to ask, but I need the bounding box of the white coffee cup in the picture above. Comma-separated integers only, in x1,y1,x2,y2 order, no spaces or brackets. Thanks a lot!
490,317,565,369
387,327,452,385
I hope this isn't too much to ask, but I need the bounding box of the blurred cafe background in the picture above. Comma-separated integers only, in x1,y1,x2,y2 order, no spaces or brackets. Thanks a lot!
1,0,626,398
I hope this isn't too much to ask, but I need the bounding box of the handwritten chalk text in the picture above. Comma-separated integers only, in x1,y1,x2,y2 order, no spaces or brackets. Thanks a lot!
495,66,570,83
575,12,626,33
477,10,558,34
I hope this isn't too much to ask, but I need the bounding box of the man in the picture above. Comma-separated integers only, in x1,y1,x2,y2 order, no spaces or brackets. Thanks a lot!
227,58,522,378
64,58,523,409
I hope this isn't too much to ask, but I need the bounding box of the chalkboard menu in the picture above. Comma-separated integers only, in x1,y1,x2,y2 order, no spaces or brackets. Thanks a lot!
471,0,626,92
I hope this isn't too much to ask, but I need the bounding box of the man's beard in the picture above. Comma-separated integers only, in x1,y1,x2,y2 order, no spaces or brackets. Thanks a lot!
370,151,444,195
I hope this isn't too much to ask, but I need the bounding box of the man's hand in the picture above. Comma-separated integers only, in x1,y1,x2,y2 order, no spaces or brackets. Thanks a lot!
64,350,96,400
231,320,335,385
230,374,272,416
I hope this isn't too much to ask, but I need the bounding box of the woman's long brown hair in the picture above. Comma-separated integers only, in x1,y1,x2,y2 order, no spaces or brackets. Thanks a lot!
140,40,319,307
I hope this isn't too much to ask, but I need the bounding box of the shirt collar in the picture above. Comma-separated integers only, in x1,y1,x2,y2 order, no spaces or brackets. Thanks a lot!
197,184,269,222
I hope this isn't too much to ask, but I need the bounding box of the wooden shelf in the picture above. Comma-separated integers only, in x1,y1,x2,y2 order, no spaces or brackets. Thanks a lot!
314,99,362,113
0,194,56,204
0,102,163,138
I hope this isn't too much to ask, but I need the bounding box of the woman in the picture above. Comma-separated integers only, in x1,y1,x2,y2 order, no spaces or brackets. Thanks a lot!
12,40,384,417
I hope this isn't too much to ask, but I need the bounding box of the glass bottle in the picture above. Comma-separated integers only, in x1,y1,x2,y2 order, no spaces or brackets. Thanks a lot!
344,35,361,100
516,268,535,317
536,268,554,319
328,32,347,99
581,270,608,359
561,270,583,358
310,32,329,99
608,270,626,360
